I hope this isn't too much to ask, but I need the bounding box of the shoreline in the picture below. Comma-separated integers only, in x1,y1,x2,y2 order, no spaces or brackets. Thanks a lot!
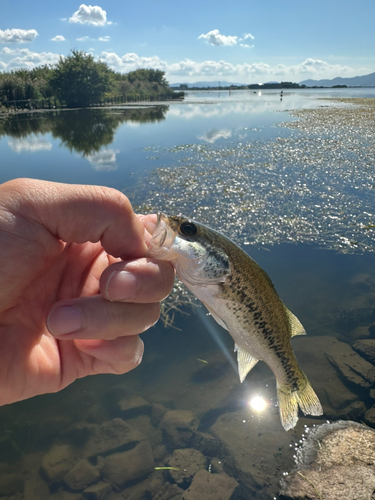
2,94,375,119
0,98,184,118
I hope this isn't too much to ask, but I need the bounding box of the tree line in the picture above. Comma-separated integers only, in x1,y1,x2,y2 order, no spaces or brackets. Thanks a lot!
0,50,182,108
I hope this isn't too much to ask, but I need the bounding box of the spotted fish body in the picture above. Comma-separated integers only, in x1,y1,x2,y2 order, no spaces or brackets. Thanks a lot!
148,214,323,430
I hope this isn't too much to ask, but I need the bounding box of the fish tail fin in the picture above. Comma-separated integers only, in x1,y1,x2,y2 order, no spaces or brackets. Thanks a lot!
276,375,323,431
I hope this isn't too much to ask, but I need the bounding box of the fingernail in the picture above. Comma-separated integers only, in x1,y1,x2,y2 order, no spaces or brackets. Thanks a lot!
105,270,138,301
47,306,83,335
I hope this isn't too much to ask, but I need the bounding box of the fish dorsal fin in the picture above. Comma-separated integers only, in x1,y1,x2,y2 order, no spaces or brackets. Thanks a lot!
285,308,306,337
234,344,259,383
202,302,228,331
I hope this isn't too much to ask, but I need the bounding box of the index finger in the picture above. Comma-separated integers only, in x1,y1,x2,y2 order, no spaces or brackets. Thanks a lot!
0,178,147,260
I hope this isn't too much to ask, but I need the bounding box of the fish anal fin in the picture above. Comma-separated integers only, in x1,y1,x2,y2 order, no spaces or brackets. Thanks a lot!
234,344,259,383
276,375,323,431
285,308,306,337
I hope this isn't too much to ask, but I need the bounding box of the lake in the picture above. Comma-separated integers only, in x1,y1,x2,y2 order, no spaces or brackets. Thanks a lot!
1,87,375,499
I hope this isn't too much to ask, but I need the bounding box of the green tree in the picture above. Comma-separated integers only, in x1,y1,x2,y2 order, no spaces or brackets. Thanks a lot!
50,50,112,108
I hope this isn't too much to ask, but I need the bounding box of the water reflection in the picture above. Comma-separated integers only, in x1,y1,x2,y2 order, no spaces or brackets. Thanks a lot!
0,106,169,157
249,396,268,412
8,135,53,153
86,148,120,171
198,128,232,143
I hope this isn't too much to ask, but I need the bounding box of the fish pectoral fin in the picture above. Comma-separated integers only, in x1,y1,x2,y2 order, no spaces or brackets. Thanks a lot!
202,302,228,331
285,308,306,337
234,344,259,383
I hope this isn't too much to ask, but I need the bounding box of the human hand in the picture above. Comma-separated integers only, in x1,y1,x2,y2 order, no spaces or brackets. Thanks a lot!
0,179,174,406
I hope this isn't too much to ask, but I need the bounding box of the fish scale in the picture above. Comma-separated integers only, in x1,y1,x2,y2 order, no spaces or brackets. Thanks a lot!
148,213,323,430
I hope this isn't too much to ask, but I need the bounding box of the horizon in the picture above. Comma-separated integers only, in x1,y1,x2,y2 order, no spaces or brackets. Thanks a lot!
1,0,375,84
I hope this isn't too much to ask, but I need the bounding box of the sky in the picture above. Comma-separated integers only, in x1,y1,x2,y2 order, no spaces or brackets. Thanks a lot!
1,0,375,84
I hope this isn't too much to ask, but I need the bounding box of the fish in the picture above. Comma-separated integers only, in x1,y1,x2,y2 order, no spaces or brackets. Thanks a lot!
148,213,323,431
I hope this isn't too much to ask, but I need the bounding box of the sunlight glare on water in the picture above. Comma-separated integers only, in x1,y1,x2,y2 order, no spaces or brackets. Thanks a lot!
249,395,268,412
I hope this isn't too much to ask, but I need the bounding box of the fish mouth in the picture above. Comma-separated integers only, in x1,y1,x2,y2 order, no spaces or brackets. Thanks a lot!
147,213,177,261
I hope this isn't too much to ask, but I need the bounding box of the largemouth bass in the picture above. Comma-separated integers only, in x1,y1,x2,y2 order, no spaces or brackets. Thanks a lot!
148,214,323,431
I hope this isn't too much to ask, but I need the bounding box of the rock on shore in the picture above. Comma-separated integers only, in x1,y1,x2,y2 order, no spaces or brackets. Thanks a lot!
279,420,375,500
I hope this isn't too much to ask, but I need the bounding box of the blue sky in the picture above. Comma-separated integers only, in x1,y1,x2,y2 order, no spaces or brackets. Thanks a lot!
1,0,374,83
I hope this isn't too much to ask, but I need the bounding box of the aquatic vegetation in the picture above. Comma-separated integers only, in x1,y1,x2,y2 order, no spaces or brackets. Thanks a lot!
133,98,375,255
131,98,375,327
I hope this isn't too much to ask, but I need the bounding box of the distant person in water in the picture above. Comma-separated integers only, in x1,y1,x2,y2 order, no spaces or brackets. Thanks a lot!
0,178,174,406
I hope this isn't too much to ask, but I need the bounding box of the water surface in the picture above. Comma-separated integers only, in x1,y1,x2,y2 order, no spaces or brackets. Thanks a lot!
1,87,375,499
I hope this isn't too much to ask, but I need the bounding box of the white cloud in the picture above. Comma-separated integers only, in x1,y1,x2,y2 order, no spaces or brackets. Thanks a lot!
69,4,111,26
100,51,168,72
1,47,61,68
86,149,119,171
1,47,13,54
1,45,369,86
168,57,369,84
8,136,53,153
198,29,237,46
0,29,38,44
240,44,254,49
242,33,255,40
77,35,110,42
100,52,366,83
198,128,232,143
51,35,66,42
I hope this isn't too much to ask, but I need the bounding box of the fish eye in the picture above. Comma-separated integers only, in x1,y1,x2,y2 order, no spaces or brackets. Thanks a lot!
179,221,197,236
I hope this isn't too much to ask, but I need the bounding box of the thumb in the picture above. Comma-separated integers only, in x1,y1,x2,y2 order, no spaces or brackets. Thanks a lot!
0,178,147,259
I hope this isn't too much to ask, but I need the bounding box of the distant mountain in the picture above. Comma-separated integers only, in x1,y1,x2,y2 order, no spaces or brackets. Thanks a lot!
170,81,246,88
300,72,375,87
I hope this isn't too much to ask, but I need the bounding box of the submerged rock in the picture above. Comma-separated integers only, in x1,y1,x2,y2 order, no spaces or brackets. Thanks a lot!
325,342,375,389
0,472,24,497
352,339,375,365
125,414,163,448
348,325,371,341
117,471,168,500
181,469,238,500
63,458,100,492
210,409,296,497
40,444,79,483
0,433,21,462
50,490,82,500
82,481,112,500
101,439,154,490
154,483,185,500
191,431,223,458
118,395,152,419
279,420,375,500
151,403,170,427
159,410,199,450
167,448,207,487
83,418,145,458
364,405,375,427
291,336,362,419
